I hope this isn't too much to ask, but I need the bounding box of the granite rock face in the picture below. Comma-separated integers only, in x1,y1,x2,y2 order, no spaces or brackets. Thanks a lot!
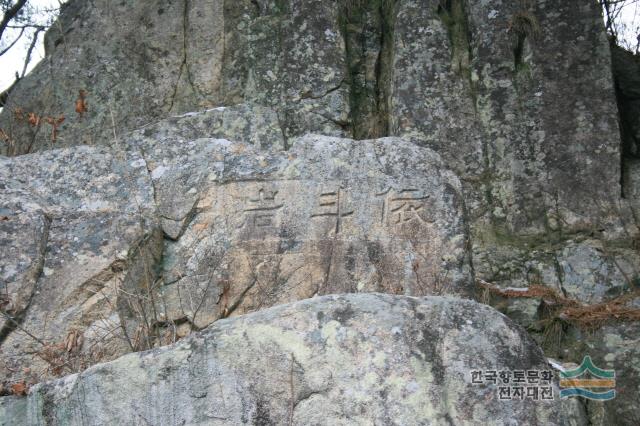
0,294,570,425
0,147,161,386
475,238,640,306
0,0,623,234
0,133,472,387
0,0,350,154
128,132,472,328
127,104,287,152
391,0,622,235
0,184,49,335
0,0,638,423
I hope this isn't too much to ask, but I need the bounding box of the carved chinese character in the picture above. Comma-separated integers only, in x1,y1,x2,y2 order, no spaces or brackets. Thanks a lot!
376,188,430,226
311,188,354,234
239,187,283,228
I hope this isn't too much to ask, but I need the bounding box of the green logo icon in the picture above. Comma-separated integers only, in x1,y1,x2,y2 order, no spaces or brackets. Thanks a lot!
559,356,615,400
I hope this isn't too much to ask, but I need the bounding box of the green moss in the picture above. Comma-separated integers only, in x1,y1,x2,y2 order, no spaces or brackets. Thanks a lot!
437,0,477,103
437,0,470,74
473,223,570,253
339,0,395,140
510,10,539,77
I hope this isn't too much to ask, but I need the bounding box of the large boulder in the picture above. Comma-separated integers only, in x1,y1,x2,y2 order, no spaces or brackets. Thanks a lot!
0,294,570,425
128,133,473,329
0,133,473,386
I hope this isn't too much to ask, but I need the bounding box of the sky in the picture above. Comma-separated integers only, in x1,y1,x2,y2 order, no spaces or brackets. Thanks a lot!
0,0,59,91
0,1,639,93
614,1,640,51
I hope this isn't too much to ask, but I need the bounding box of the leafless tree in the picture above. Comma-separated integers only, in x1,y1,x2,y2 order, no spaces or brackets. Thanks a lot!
0,1,64,106
601,0,640,51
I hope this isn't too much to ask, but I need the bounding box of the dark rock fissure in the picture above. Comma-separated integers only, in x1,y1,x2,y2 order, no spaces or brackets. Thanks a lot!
611,43,640,199
0,214,50,346
168,0,201,113
513,32,527,72
339,0,396,140
437,0,474,90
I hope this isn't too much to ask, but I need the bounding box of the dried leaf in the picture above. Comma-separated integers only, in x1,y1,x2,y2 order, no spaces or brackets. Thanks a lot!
75,89,88,118
13,107,24,121
27,112,40,127
64,329,83,353
43,115,65,142
10,381,27,396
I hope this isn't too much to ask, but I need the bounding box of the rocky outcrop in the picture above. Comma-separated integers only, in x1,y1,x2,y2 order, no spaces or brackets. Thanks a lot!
0,133,472,387
142,133,473,328
0,294,573,425
392,0,622,235
0,0,350,154
0,147,161,386
0,0,624,233
0,0,639,423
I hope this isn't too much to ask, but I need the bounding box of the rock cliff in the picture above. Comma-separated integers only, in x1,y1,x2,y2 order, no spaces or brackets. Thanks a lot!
0,0,639,424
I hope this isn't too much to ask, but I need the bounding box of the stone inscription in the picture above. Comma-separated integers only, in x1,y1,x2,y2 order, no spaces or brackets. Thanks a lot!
228,181,433,238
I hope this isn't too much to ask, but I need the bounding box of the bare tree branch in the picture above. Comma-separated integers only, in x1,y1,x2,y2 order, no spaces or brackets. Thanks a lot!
0,0,28,43
0,24,23,55
20,25,42,77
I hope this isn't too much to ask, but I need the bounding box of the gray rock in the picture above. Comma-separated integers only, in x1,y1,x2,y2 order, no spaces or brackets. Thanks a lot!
0,184,49,334
0,0,626,236
127,104,287,151
623,159,640,220
0,0,636,422
0,294,569,425
556,241,639,305
391,0,622,235
0,0,349,154
134,133,473,328
0,147,161,385
561,323,640,426
476,238,639,305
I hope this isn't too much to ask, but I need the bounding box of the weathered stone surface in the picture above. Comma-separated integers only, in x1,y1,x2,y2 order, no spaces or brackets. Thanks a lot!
0,147,161,385
128,133,473,328
229,0,349,139
0,294,569,425
0,0,626,236
551,322,640,426
128,104,286,151
1,0,193,153
0,0,637,422
0,0,349,155
475,238,639,306
0,184,49,334
391,0,622,235
390,0,480,175
475,234,640,425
